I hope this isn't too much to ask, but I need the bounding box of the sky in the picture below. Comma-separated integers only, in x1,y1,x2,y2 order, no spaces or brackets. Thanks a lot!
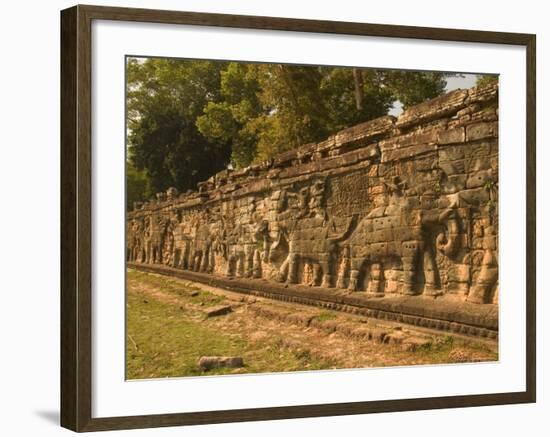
445,73,478,91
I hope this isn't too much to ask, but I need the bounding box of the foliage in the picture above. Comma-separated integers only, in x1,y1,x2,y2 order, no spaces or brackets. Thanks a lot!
126,58,232,194
319,67,394,131
195,62,262,168
313,310,338,322
197,64,447,168
126,161,152,210
379,70,447,108
476,74,499,87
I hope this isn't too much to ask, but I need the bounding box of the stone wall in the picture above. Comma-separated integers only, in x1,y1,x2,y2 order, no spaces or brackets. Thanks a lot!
127,84,499,306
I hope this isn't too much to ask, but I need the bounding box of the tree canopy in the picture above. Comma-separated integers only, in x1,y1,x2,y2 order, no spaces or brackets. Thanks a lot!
476,74,498,88
126,58,451,206
127,58,232,196
126,161,152,211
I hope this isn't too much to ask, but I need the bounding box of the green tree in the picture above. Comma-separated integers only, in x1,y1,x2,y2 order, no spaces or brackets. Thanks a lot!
476,74,498,87
196,62,262,168
253,64,329,161
197,64,444,168
127,58,232,194
126,161,152,210
319,67,394,131
379,70,447,108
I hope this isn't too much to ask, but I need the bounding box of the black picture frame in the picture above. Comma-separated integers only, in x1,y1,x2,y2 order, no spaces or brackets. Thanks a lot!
60,4,536,432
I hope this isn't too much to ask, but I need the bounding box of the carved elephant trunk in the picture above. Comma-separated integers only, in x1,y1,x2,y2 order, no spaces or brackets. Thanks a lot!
436,212,459,257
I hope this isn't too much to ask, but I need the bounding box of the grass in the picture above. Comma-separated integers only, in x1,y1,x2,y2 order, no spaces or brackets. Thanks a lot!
126,271,334,379
129,270,225,306
313,310,338,322
127,291,243,378
407,334,497,364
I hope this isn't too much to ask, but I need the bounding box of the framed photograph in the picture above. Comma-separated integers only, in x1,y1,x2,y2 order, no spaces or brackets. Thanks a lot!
60,4,536,432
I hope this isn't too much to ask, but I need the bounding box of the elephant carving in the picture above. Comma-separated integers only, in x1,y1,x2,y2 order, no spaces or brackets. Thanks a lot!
161,220,176,266
339,190,460,296
167,217,214,273
189,224,214,273
143,216,166,264
127,219,144,263
269,215,357,288
224,220,269,279
466,224,498,304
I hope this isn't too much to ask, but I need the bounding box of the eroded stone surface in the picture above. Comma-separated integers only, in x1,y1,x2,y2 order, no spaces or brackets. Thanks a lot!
127,84,499,324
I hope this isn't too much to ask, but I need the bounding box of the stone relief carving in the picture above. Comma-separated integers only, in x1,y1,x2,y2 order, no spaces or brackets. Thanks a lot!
340,177,460,296
127,84,499,306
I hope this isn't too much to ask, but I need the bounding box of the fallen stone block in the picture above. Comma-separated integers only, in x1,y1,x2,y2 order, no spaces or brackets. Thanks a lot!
204,305,232,318
198,356,244,370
